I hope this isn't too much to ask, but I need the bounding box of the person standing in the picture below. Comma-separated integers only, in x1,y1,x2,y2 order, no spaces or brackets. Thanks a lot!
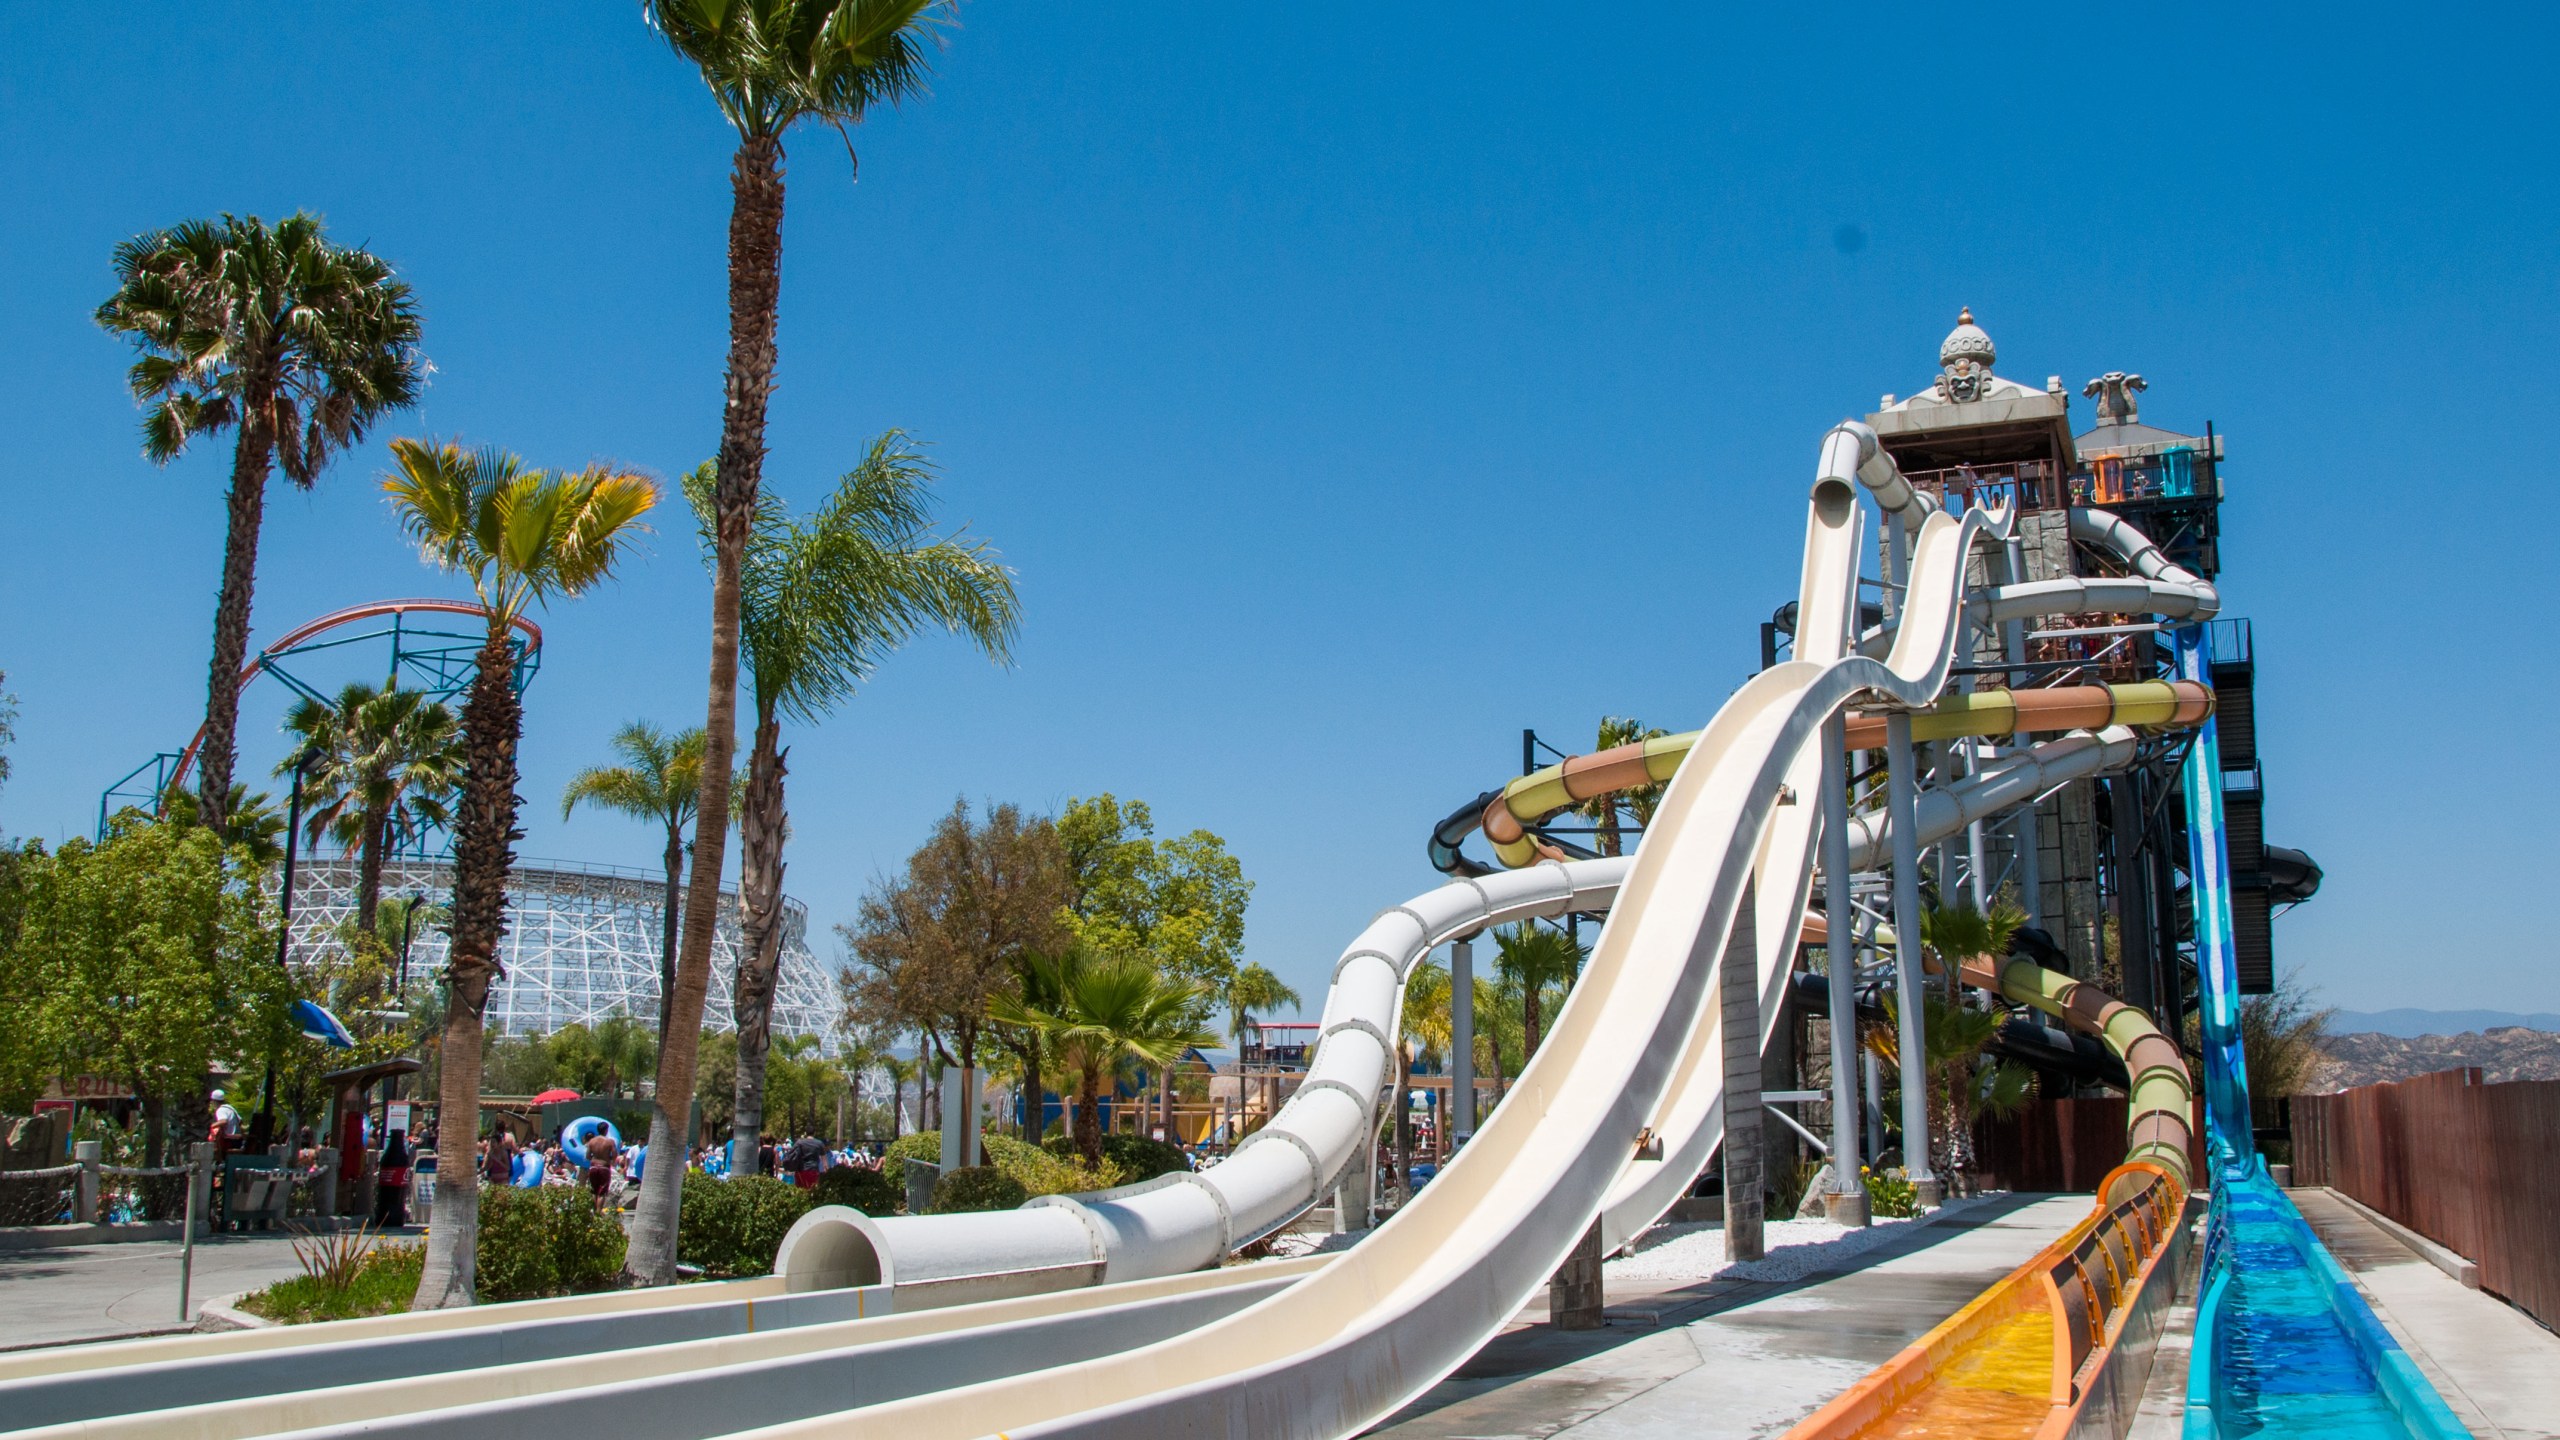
584,1126,618,1204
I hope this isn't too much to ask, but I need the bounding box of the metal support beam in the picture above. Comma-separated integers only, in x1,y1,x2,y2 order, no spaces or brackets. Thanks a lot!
1820,714,1867,1223
1448,936,1475,1147
1887,712,1940,1203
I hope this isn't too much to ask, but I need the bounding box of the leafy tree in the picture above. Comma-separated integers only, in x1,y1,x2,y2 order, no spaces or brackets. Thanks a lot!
561,722,716,1033
991,947,1219,1164
385,439,656,1309
8,819,290,1163
280,682,463,933
842,800,1065,1163
684,433,1017,1179
1056,796,1253,994
1395,959,1452,1174
547,1017,660,1098
95,213,425,836
634,0,952,1288
1223,962,1303,1057
1492,922,1584,1061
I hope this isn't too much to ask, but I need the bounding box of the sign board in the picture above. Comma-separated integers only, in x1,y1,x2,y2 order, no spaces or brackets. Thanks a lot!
386,1101,412,1136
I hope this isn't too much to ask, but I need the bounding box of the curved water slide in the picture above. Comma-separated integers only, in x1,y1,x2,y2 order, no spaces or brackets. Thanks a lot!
720,453,2008,1439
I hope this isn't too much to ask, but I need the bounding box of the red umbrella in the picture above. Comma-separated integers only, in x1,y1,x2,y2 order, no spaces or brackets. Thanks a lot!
531,1088,581,1105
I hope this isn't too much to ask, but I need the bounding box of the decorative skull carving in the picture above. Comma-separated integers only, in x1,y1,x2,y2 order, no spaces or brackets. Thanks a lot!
1933,307,1997,403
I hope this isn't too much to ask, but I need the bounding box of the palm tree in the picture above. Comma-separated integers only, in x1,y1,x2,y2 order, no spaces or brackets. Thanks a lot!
383,439,656,1308
684,432,1019,1180
280,682,463,933
561,723,715,1034
991,948,1220,1165
633,0,950,1285
1492,922,1584,1061
1224,962,1302,1060
1224,961,1302,1127
95,213,425,837
155,782,288,867
1397,960,1452,1174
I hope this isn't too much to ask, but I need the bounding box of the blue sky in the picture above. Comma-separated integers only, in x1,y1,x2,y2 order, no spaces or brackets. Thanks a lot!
3,5,2554,1017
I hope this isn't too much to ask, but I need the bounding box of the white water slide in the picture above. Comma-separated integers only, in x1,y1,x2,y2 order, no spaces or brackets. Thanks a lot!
679,428,2161,1439
15,426,2219,1440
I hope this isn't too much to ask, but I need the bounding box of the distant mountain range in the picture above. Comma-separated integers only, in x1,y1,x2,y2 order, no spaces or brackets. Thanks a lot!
2325,1008,2560,1038
2311,1027,2560,1090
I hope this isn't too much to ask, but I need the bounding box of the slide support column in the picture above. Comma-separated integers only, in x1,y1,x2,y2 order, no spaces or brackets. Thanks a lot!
1888,711,1941,1205
1449,936,1476,1148
1821,715,1868,1223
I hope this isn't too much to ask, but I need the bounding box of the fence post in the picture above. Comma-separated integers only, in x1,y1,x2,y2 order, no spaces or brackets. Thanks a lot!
74,1141,100,1225
187,1141,213,1236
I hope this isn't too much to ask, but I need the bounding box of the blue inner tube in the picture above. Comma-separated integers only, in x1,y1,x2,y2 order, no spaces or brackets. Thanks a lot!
562,1116,621,1153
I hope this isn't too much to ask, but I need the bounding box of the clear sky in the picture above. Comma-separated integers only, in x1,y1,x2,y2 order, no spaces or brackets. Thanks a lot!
4,5,2554,1018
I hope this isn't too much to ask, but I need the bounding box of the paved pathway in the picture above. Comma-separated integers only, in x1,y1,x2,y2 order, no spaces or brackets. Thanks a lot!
0,1233,315,1350
2291,1187,2560,1440
1366,1193,2090,1439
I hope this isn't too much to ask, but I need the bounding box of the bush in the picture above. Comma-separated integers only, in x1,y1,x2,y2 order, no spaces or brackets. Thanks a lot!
678,1174,814,1278
929,1165,1029,1214
1043,1131,1189,1185
477,1185,629,1302
879,1131,941,1194
241,1241,424,1324
813,1164,900,1216
1864,1166,1920,1219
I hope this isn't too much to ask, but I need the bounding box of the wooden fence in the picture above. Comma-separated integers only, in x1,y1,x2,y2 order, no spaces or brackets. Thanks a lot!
1973,1098,2209,1196
2293,1066,2560,1332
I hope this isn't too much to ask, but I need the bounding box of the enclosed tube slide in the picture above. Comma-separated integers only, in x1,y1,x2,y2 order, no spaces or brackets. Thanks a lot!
1458,682,2210,871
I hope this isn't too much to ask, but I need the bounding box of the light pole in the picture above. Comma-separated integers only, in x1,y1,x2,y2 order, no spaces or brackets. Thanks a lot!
395,888,428,991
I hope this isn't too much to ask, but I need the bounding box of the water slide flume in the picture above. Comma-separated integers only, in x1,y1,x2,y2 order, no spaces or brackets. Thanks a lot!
731,454,2006,1438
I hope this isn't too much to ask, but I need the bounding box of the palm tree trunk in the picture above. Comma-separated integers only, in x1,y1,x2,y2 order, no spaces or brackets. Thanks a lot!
356,807,389,935
194,389,276,836
1075,1073,1104,1164
729,717,789,1178
1523,988,1543,1062
414,624,524,1309
657,822,684,1037
629,131,785,1285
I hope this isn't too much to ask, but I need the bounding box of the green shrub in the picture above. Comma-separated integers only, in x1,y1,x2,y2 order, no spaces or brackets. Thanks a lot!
241,1241,424,1324
678,1174,814,1278
1043,1131,1189,1185
813,1164,900,1216
476,1185,629,1302
880,1131,941,1193
929,1165,1029,1214
1863,1166,1920,1219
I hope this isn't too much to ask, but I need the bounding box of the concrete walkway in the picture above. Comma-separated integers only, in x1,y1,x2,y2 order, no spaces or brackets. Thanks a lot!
1366,1193,2091,1439
2291,1187,2560,1440
0,1232,315,1350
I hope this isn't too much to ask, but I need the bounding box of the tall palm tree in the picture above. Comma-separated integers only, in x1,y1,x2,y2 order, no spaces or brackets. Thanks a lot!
633,0,951,1284
1492,922,1584,1061
95,213,425,836
384,439,656,1308
561,722,715,1034
280,682,463,933
1224,962,1303,1057
684,431,1018,1178
1224,961,1302,1126
992,947,1220,1165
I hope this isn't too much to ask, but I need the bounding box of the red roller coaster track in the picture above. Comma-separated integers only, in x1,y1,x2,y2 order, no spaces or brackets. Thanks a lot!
165,598,543,793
